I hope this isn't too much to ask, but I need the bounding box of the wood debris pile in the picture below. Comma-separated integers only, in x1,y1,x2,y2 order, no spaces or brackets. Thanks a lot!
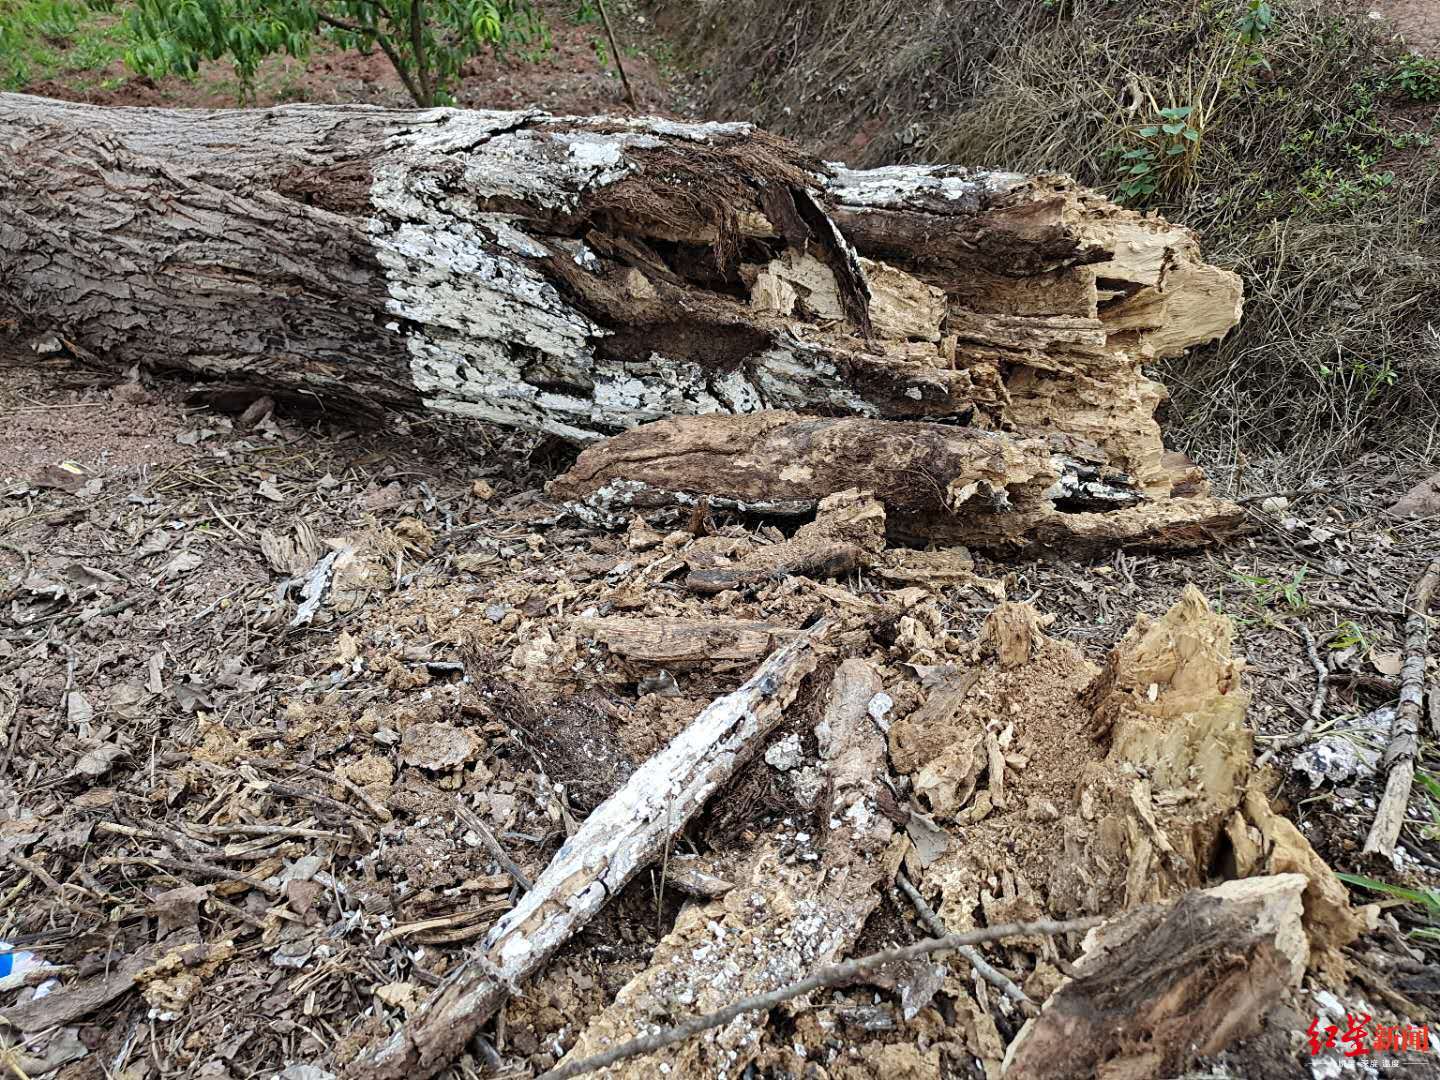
2,478,1389,1080
0,98,1430,1080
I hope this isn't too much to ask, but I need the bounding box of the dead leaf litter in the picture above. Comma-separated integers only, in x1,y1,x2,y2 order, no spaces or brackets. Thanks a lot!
1,362,1437,1080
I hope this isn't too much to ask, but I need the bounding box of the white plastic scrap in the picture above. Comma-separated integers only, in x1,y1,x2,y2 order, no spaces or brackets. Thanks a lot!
1292,706,1390,788
0,940,57,991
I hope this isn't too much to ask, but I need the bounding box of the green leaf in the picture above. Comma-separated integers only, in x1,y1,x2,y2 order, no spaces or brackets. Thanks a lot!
1336,872,1440,912
1160,105,1193,119
1138,126,1159,137
1416,771,1440,800
1183,127,1201,142
1161,122,1185,135
1166,144,1186,155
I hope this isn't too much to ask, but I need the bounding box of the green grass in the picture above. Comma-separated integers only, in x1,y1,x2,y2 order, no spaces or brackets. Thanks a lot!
0,0,130,91
652,0,1440,482
1337,871,1440,943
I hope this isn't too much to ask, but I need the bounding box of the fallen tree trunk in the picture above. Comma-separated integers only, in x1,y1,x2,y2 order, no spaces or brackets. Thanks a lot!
1,94,1242,544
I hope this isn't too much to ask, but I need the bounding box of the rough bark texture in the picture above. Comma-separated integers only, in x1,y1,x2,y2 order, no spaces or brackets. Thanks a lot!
1004,874,1311,1080
2,94,1242,547
550,412,1244,550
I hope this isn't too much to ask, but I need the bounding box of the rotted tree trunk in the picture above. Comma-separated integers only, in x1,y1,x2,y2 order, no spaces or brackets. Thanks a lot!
0,94,1243,548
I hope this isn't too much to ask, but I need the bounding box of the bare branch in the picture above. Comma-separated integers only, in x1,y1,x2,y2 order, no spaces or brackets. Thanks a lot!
896,870,1032,1008
315,11,426,107
1363,558,1440,858
540,915,1105,1080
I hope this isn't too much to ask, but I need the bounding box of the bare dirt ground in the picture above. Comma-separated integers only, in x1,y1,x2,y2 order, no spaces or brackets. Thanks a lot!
1372,0,1440,55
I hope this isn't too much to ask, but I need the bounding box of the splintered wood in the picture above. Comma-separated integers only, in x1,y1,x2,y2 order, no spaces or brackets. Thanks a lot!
353,626,826,1078
1005,874,1313,1079
550,414,1243,553
3,95,1243,552
348,580,1368,1079
558,660,897,1078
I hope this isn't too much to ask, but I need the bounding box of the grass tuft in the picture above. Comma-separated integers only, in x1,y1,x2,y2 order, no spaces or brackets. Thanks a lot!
653,0,1440,483
0,0,129,91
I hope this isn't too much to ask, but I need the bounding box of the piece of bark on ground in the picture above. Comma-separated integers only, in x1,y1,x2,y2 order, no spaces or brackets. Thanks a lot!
572,615,804,668
1004,874,1311,1080
550,412,1243,552
683,488,887,594
346,625,826,1079
0,944,163,1033
2,95,1240,485
557,658,898,1078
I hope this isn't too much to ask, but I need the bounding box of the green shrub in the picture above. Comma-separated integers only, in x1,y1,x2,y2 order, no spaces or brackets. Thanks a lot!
124,0,546,105
1391,52,1440,101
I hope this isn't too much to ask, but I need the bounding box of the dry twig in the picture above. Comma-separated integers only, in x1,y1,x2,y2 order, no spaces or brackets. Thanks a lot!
539,915,1104,1080
895,871,1032,1008
455,801,533,892
593,0,636,108
1362,558,1440,859
1257,622,1332,767
1299,623,1328,725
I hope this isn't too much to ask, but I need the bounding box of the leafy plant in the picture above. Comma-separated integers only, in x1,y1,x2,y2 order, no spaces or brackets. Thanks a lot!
1235,0,1273,68
123,0,546,106
1390,53,1440,102
1416,771,1440,802
1236,0,1273,43
1337,872,1440,941
1417,771,1440,842
1327,620,1370,652
1230,567,1310,612
1114,105,1201,203
1316,354,1399,398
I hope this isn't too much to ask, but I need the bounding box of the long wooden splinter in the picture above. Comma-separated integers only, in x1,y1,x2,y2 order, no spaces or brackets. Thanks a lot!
350,623,828,1079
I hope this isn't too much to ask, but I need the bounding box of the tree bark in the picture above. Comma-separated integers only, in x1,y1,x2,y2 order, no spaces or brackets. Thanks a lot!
350,623,826,1079
549,412,1244,550
1,94,1243,545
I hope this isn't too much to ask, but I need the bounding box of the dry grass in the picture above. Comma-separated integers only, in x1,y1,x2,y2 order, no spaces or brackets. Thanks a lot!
653,0,1440,486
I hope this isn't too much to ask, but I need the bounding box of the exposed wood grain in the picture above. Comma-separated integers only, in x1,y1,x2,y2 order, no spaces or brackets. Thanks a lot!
349,623,827,1079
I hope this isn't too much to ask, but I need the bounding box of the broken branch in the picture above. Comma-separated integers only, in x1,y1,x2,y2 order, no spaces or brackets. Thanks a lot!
539,915,1104,1080
1300,623,1328,726
552,412,1243,552
349,623,828,1079
1362,558,1440,859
